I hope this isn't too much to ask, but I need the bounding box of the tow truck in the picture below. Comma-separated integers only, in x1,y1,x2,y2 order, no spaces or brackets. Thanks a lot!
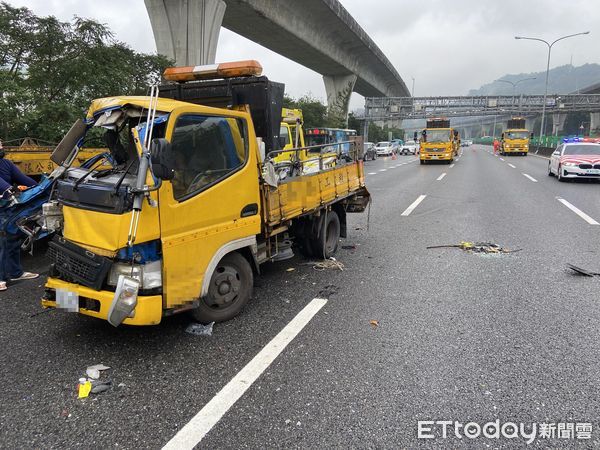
40,60,370,326
501,117,532,156
419,118,459,164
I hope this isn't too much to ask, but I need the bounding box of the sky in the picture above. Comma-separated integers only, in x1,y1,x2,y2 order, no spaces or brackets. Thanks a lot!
9,0,600,110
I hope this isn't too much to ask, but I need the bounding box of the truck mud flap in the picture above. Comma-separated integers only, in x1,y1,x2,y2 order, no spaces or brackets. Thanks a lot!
345,188,371,213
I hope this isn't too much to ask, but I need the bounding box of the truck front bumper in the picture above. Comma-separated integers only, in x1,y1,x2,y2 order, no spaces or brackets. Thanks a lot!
42,278,163,326
503,147,528,154
421,152,453,160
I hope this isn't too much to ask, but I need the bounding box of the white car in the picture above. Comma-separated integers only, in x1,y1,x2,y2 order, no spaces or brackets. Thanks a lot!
375,141,394,156
400,140,418,155
548,139,600,181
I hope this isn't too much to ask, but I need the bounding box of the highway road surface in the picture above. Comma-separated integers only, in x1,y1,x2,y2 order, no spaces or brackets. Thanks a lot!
2,145,600,447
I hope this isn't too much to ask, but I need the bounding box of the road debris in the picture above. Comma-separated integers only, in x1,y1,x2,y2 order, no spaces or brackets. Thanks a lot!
286,268,295,272
312,257,344,271
426,241,521,254
567,263,600,277
186,321,214,336
77,378,92,399
86,364,110,380
90,380,112,394
342,245,357,250
370,320,379,328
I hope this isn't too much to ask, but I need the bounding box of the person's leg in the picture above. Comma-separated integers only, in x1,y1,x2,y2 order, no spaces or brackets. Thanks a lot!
5,233,23,279
0,234,7,288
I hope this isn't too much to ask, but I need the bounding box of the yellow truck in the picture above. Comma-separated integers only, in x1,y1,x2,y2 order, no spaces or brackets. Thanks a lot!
4,139,106,176
419,118,459,164
501,117,532,156
41,60,370,326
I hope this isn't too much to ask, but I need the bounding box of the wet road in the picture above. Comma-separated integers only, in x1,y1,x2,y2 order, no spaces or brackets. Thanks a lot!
2,145,600,448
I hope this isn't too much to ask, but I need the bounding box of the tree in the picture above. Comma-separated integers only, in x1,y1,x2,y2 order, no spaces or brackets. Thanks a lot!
0,3,171,143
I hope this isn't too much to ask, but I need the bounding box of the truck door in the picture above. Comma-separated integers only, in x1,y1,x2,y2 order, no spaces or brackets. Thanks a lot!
159,107,261,308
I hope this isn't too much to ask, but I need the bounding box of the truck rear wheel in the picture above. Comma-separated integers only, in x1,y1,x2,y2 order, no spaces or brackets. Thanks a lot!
312,211,340,259
191,252,253,323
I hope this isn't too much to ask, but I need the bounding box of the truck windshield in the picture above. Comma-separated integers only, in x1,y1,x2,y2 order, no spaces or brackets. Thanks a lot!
506,131,529,139
425,130,450,143
563,145,600,156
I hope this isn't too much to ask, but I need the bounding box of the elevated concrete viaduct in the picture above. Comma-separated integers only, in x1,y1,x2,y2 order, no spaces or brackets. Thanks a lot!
145,0,409,122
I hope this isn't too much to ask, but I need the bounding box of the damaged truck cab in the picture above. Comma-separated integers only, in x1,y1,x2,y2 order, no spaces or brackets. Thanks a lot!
42,61,370,326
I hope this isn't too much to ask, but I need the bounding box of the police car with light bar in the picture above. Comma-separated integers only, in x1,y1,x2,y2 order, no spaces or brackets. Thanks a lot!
548,138,600,181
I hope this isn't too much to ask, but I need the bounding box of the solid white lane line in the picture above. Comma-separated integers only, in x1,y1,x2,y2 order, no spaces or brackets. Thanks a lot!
499,158,505,161
449,164,455,168
163,298,328,450
556,197,599,225
508,163,516,168
436,173,447,181
367,172,377,175
522,173,538,182
401,195,427,216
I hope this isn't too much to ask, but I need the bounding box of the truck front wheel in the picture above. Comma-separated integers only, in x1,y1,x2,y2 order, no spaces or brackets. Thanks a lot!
191,252,253,323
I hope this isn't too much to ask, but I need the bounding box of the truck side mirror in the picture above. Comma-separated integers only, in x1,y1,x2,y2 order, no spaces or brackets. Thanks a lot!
413,131,418,141
530,133,534,140
150,138,175,181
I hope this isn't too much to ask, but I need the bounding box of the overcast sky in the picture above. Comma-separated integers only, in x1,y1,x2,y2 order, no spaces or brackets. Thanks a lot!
10,0,600,109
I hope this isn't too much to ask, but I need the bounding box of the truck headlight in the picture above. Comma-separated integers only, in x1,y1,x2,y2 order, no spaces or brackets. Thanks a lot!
107,260,162,289
108,275,139,327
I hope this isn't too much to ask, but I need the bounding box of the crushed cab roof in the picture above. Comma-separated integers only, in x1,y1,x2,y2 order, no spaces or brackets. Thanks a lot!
86,96,191,119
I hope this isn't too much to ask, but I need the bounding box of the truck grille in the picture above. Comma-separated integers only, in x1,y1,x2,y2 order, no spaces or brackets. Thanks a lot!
47,237,112,290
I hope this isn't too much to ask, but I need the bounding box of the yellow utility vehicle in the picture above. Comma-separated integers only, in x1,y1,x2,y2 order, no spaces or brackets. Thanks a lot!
419,118,459,164
41,61,370,326
3,138,106,176
501,117,531,156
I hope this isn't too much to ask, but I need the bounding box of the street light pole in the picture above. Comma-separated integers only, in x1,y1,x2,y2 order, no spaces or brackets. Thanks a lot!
515,32,590,145
496,77,537,114
411,77,415,97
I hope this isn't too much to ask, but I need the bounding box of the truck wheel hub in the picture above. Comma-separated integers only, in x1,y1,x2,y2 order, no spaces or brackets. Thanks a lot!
210,266,240,306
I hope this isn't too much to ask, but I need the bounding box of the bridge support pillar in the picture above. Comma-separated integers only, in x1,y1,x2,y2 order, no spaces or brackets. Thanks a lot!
552,113,567,136
323,73,357,126
525,117,535,133
145,0,226,66
590,112,600,134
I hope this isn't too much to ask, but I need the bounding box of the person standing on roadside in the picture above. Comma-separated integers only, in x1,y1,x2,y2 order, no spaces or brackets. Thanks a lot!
493,138,500,154
0,140,39,291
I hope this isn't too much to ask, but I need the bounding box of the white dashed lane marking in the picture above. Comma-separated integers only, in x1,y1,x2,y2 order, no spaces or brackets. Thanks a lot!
556,197,599,225
522,173,537,182
401,195,427,217
436,173,447,181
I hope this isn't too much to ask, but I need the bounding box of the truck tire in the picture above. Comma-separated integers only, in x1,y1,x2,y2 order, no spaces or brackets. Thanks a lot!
312,210,340,259
191,252,253,323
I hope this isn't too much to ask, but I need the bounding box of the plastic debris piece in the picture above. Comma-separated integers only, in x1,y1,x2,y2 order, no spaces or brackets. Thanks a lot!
342,245,357,250
86,364,110,380
313,258,345,271
286,268,295,272
370,320,379,328
186,322,214,336
90,380,112,394
567,263,600,277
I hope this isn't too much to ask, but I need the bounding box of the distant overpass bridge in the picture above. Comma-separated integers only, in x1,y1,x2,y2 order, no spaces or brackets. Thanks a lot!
145,0,409,120
364,94,600,121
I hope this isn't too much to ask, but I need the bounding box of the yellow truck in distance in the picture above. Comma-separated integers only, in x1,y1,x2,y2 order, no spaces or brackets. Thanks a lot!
419,118,459,164
501,117,532,156
41,60,370,327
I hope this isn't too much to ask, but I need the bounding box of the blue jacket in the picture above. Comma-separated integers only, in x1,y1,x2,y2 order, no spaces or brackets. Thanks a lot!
0,159,36,193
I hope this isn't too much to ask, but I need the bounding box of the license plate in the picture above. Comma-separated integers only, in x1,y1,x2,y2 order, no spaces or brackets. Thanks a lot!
586,169,600,175
430,155,438,159
56,289,79,312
